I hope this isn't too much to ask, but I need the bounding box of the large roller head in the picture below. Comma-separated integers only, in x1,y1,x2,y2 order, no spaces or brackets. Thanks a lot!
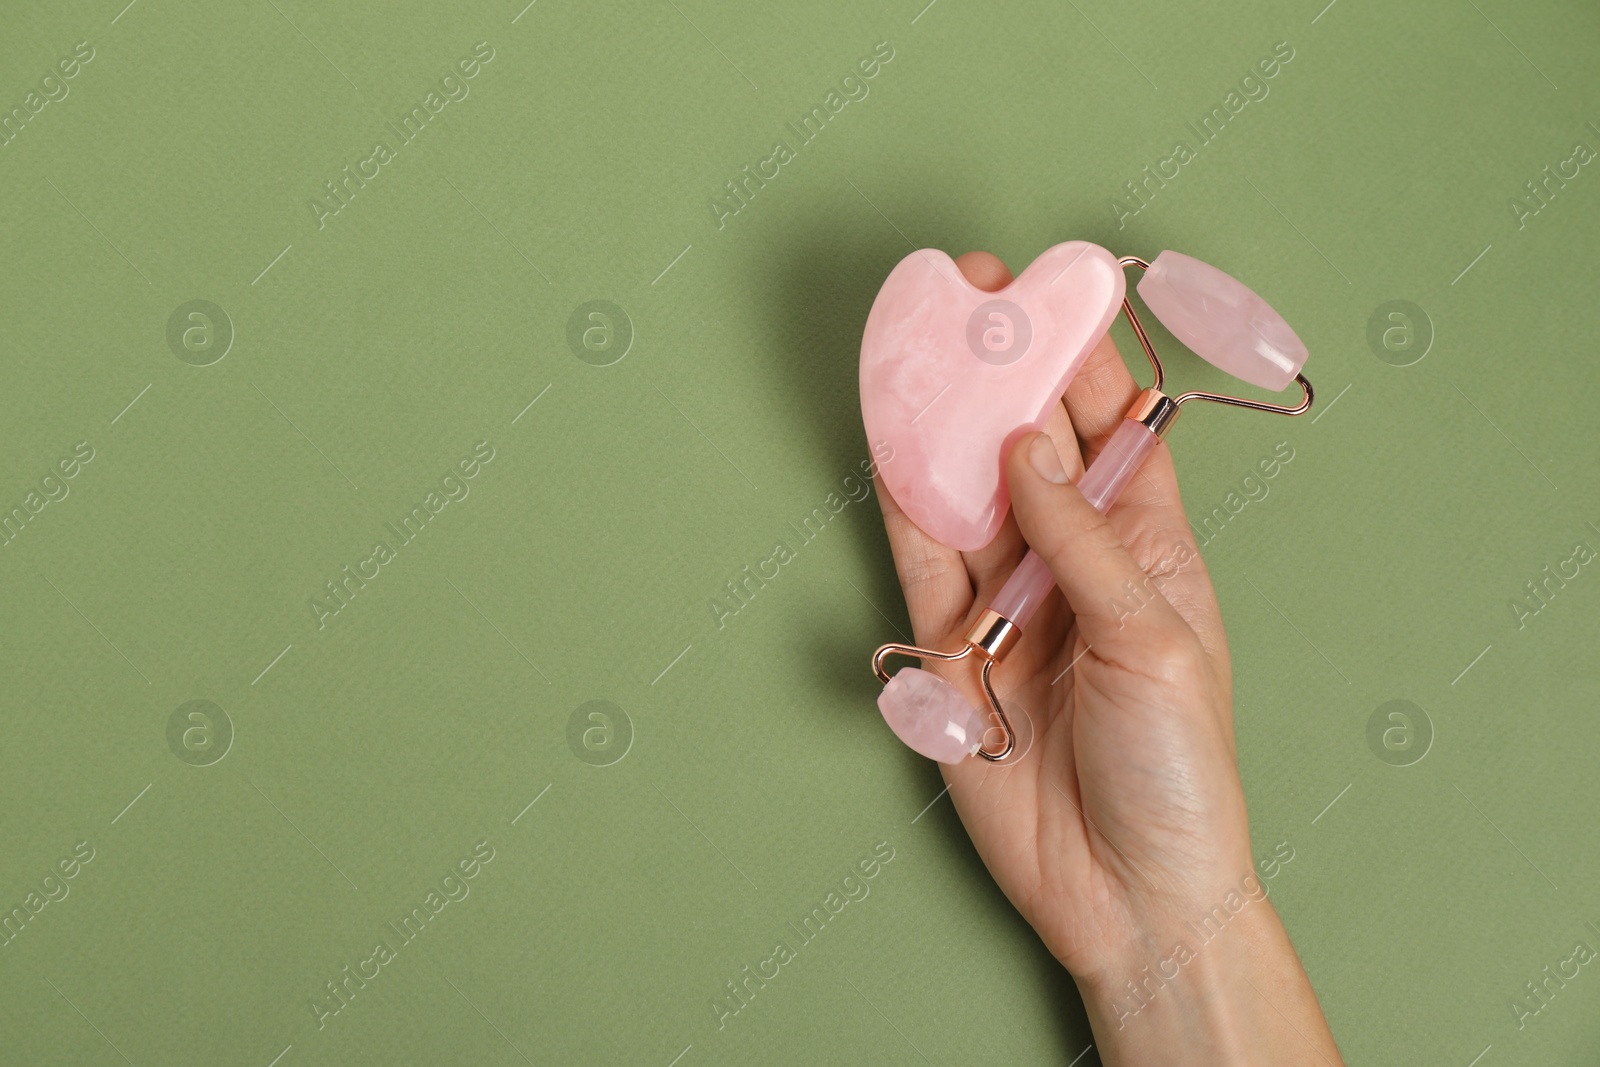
1136,250,1309,392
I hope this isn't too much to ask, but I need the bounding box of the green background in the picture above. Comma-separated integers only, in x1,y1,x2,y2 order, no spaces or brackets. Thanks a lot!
2,0,1597,1062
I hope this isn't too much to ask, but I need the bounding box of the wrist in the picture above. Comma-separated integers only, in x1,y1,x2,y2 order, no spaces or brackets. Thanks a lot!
1072,900,1342,1066
1077,896,1277,1037
1063,856,1269,993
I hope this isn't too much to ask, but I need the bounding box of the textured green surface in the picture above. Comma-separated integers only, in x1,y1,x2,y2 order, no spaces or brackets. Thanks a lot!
2,0,1598,1063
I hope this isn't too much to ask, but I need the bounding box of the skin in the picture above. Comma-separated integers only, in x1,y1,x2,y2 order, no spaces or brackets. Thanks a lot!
873,251,1345,1064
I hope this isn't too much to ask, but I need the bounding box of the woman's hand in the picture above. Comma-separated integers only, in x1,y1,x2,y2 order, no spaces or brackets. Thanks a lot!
873,251,1343,1064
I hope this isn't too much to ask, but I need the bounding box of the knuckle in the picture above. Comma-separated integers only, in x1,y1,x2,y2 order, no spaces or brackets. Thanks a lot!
897,544,957,592
1124,522,1198,580
1077,504,1126,554
1141,625,1204,672
1077,353,1135,408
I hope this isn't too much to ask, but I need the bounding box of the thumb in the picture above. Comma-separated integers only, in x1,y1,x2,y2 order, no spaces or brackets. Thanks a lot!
1005,432,1192,652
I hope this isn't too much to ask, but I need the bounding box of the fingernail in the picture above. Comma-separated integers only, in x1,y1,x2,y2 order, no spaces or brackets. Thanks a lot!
1027,435,1069,484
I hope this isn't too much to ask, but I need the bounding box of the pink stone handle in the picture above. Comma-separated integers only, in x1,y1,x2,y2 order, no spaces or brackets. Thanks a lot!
1077,417,1160,511
988,419,1159,629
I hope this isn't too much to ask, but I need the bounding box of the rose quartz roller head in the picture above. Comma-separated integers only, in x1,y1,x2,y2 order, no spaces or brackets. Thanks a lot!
871,251,1314,764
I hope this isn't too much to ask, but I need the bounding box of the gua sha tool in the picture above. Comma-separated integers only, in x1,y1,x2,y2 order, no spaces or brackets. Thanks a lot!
867,250,1315,764
860,241,1127,552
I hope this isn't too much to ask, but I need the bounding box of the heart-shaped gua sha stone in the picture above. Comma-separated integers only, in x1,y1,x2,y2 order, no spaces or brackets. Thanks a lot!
860,241,1125,551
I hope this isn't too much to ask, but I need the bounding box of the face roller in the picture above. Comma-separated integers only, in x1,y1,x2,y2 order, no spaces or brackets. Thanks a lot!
870,251,1315,764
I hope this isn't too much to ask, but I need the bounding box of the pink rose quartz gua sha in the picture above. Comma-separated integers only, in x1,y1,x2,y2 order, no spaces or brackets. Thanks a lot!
866,250,1316,764
860,241,1126,552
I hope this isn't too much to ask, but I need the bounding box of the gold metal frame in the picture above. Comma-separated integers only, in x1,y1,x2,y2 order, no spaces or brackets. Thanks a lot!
872,611,1019,761
1115,256,1313,437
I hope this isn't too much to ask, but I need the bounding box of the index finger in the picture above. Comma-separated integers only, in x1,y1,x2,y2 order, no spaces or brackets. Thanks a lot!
873,473,971,646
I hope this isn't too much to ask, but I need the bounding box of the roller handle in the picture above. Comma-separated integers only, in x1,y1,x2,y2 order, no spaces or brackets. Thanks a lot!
987,418,1160,629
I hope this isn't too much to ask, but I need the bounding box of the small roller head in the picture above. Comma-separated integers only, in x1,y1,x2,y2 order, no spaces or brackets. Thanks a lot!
876,667,986,764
